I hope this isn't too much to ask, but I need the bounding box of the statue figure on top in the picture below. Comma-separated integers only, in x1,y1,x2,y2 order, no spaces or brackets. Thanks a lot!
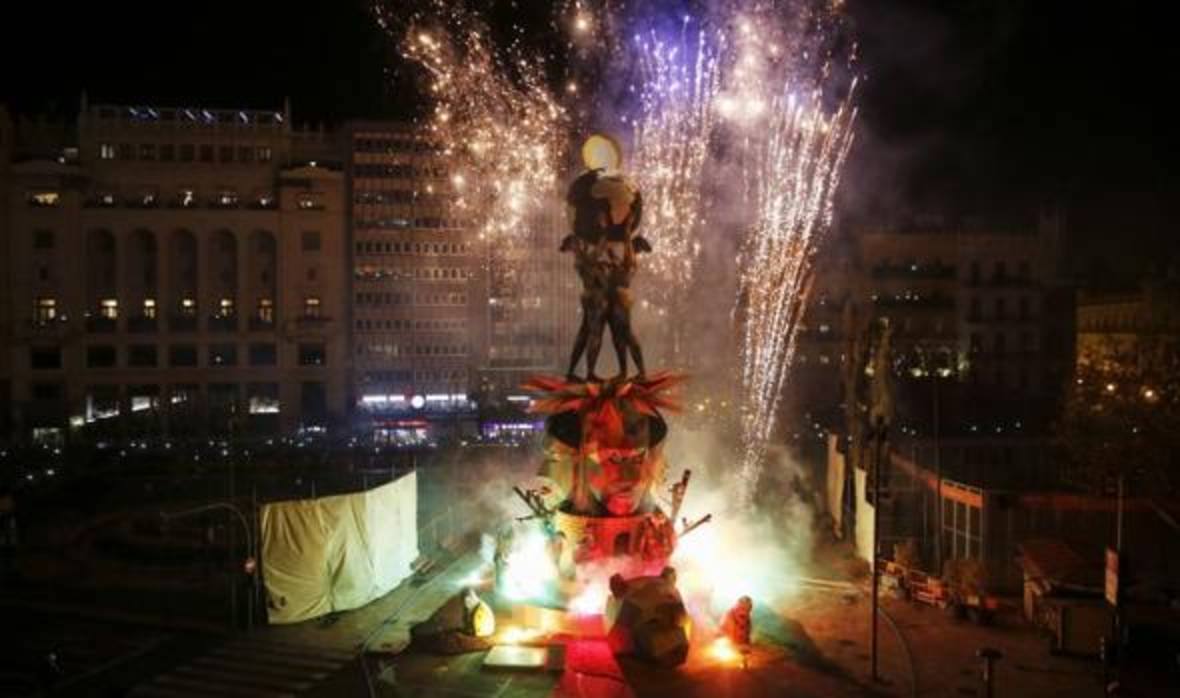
562,134,651,382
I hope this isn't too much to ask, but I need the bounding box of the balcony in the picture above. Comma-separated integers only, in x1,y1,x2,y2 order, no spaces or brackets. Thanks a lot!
127,315,158,333
169,315,199,332
247,197,279,210
871,263,956,280
872,293,955,311
209,314,239,332
293,314,331,328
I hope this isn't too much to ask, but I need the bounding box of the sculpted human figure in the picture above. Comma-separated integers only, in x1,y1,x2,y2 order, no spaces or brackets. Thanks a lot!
563,135,650,382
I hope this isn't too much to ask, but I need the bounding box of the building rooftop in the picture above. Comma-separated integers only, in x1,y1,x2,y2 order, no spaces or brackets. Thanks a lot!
85,103,287,129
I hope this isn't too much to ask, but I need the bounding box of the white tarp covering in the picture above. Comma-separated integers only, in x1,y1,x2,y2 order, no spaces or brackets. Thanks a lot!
261,471,418,624
854,466,875,569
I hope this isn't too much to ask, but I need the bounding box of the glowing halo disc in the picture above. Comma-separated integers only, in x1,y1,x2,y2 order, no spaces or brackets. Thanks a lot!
581,133,622,171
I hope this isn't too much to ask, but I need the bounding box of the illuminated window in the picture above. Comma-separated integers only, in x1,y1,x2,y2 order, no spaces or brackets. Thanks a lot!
99,143,116,160
131,394,159,412
100,298,119,320
257,146,272,162
142,298,157,319
257,298,274,323
303,297,321,318
34,297,57,323
178,188,196,207
29,191,59,207
180,297,196,316
216,190,239,207
297,194,321,210
249,394,280,414
217,298,235,317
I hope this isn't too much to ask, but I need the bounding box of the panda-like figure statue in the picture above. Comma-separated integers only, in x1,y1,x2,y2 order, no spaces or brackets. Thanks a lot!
604,567,691,666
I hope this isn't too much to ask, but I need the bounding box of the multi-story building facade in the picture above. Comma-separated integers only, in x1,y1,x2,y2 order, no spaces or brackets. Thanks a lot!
344,122,580,443
1076,279,1180,371
795,210,1073,435
3,99,348,443
346,122,485,443
479,199,577,401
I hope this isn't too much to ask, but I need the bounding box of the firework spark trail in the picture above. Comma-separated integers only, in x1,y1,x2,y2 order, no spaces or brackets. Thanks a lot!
736,86,857,501
379,1,856,500
630,27,724,337
718,4,857,501
377,1,568,250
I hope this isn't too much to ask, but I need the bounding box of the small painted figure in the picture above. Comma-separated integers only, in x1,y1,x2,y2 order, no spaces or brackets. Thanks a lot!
720,595,753,647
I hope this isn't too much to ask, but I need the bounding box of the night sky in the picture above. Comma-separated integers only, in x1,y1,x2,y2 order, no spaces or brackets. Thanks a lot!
2,0,1174,278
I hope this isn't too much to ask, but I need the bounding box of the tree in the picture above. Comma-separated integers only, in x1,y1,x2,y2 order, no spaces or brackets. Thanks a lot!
1053,336,1180,495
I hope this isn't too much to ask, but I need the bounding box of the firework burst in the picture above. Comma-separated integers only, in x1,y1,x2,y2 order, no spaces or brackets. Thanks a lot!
377,1,857,501
376,0,569,249
723,6,857,501
630,25,725,354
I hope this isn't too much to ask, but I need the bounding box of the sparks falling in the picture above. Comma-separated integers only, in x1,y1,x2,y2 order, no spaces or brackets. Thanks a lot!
727,8,857,502
377,1,568,250
377,1,857,501
630,26,724,352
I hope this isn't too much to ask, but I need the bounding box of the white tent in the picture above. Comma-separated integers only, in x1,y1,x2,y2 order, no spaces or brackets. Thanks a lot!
261,471,418,624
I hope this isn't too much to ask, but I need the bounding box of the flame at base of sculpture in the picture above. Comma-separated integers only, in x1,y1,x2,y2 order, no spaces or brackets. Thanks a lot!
493,374,700,665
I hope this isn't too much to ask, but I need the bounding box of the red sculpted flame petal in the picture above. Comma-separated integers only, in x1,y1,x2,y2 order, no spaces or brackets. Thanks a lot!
521,373,687,419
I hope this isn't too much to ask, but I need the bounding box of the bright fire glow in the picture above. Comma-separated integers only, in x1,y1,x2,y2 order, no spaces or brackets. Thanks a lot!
499,625,544,645
709,636,740,663
498,526,558,601
729,7,857,502
568,580,608,616
383,0,568,256
670,496,804,616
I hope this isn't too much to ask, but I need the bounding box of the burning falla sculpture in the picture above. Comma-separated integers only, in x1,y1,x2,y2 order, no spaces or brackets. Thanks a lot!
496,136,706,665
523,373,686,568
